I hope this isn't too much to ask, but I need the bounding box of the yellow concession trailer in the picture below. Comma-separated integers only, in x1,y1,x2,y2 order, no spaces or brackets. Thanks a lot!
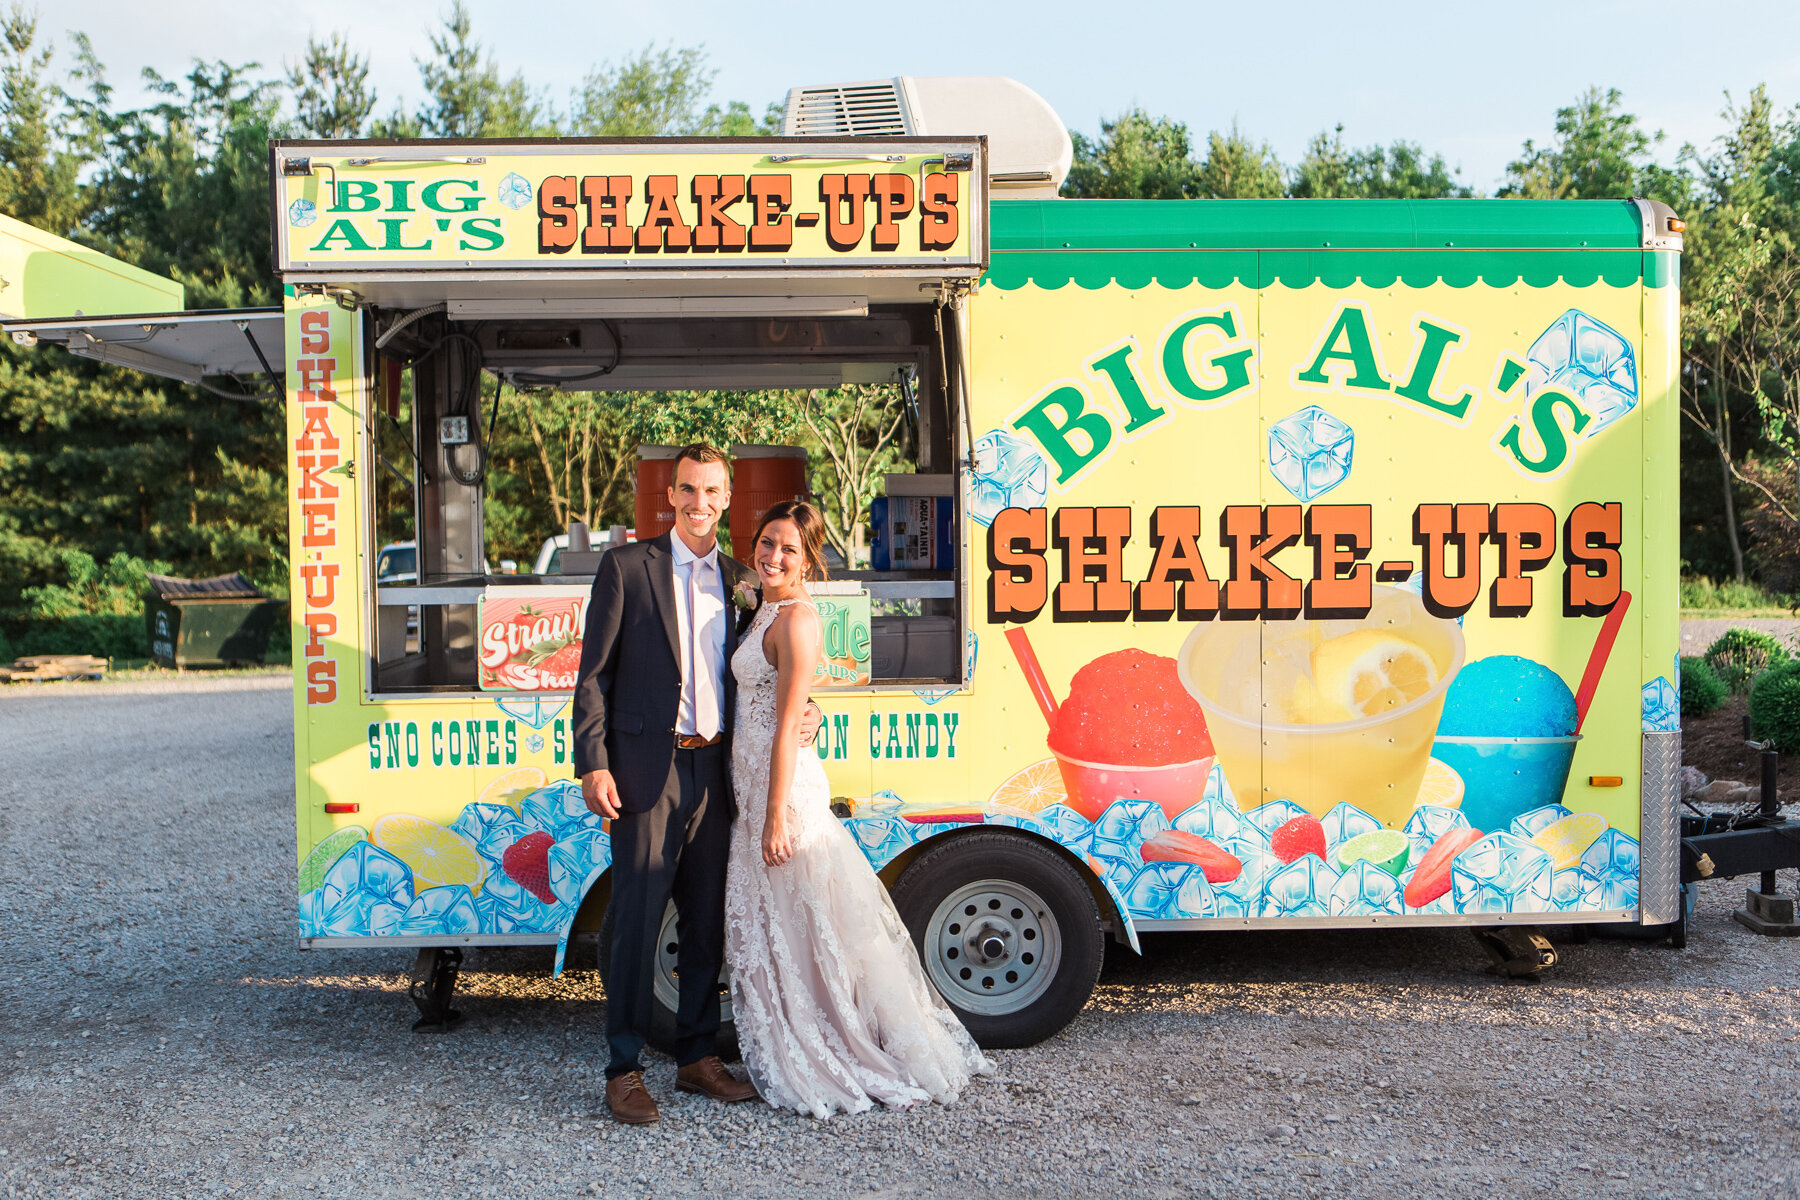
5,78,1710,1046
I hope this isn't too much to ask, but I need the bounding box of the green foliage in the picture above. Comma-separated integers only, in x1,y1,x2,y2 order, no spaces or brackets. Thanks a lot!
1291,126,1471,199
1063,108,1203,199
286,33,373,138
1749,659,1800,751
1703,626,1792,693
6,548,164,658
1501,86,1690,206
1194,124,1285,199
1680,574,1791,610
410,1,551,138
1680,656,1729,716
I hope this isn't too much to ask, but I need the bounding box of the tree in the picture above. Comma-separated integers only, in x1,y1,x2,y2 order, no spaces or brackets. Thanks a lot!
0,6,84,235
413,1,550,138
1062,108,1202,199
1501,87,1689,206
798,384,909,563
571,44,709,137
286,33,374,138
1194,123,1285,199
1291,125,1470,198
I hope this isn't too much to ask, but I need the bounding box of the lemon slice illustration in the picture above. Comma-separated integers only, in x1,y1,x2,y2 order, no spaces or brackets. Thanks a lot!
1531,812,1609,871
1414,758,1465,810
1311,630,1438,718
478,765,547,810
299,825,367,894
1333,828,1411,876
372,814,487,894
990,758,1067,813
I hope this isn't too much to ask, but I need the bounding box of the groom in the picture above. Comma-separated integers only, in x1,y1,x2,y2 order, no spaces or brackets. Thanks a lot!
571,441,816,1125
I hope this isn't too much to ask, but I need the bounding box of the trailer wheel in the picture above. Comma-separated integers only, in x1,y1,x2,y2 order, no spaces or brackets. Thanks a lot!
890,831,1103,1049
596,899,737,1061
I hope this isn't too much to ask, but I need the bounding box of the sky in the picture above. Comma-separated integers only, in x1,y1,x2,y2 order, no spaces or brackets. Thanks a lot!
32,0,1800,194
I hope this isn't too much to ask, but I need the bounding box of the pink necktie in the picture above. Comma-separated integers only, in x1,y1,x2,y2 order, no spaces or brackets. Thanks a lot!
691,560,719,739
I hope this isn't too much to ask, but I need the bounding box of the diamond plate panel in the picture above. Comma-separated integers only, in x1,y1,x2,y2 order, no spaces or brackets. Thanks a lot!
1640,730,1681,924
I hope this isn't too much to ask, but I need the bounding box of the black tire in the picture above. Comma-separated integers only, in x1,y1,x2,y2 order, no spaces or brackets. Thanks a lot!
596,898,738,1062
890,831,1104,1049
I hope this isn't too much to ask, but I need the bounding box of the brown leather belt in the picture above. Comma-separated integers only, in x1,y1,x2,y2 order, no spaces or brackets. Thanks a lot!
673,733,723,749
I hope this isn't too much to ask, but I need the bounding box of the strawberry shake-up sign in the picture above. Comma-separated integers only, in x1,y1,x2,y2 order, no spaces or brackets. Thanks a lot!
477,587,590,692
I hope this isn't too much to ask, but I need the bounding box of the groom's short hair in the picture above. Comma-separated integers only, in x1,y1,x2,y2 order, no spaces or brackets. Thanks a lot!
673,442,731,479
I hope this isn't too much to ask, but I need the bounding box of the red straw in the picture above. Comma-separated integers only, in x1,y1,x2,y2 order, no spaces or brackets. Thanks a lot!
1574,590,1632,733
1005,626,1060,726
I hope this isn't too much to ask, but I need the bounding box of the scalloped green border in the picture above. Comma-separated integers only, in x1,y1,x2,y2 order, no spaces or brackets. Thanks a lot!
983,250,1668,292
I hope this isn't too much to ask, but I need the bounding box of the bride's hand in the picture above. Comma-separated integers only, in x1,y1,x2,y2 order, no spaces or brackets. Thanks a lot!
763,818,793,868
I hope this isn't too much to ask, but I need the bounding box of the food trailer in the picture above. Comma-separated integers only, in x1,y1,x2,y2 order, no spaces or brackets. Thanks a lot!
6,77,1711,1048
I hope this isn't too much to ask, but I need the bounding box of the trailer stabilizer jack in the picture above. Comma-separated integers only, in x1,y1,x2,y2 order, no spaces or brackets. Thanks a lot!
1473,927,1558,979
1734,889,1800,937
410,947,465,1031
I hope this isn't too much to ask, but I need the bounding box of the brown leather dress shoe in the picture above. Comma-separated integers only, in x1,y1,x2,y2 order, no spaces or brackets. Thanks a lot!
675,1056,758,1103
605,1071,660,1124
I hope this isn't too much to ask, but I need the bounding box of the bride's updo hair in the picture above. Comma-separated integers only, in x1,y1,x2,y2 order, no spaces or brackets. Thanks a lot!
749,499,828,581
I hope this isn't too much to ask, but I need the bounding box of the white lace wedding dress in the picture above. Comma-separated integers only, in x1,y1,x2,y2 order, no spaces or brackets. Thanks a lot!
724,598,992,1119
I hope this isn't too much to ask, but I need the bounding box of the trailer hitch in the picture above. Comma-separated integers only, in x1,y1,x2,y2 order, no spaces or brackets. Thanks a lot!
1472,926,1558,979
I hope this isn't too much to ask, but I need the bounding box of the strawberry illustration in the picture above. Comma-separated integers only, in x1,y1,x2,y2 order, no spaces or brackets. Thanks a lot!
527,633,582,677
502,831,557,904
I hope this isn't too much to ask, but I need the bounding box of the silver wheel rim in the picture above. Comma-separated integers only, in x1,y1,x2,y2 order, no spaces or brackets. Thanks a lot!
923,879,1061,1016
652,901,734,1023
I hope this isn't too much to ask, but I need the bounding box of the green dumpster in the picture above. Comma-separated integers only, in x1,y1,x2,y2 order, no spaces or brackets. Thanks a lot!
144,573,284,669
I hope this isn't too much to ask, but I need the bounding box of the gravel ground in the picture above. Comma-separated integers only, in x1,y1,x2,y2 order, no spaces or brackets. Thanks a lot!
2,680,1798,1200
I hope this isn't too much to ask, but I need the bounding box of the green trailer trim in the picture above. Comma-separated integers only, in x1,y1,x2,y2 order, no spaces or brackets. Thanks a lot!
984,249,1655,292
989,198,1648,251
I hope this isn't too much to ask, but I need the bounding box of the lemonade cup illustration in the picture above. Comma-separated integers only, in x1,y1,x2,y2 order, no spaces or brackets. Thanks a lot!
1177,586,1465,828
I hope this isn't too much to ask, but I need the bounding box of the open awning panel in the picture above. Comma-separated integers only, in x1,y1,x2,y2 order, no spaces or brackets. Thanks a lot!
4,308,284,387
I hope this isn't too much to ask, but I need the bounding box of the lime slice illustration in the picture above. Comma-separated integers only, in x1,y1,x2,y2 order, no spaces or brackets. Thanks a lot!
299,825,367,894
1531,812,1608,871
372,814,488,894
1334,828,1411,876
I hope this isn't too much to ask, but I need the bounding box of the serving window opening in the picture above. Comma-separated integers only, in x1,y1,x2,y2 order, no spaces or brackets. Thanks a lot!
367,299,972,698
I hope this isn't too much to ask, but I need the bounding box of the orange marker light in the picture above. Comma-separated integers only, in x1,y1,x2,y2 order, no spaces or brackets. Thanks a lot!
1588,776,1624,788
1667,217,1686,233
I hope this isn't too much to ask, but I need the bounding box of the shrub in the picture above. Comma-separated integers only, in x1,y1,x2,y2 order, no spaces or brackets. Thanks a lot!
1680,656,1728,717
1703,627,1792,694
15,614,147,660
1681,575,1790,611
1750,661,1800,752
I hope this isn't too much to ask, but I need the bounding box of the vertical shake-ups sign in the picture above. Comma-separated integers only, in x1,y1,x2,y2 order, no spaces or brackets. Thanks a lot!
292,305,348,705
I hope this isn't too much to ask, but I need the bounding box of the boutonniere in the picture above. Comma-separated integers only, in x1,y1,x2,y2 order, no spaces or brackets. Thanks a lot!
732,579,760,612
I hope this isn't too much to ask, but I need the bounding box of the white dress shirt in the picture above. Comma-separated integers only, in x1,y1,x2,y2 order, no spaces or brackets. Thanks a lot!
669,534,728,738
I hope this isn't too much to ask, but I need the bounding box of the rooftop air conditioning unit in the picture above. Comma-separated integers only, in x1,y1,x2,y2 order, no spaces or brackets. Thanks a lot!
781,76,1072,199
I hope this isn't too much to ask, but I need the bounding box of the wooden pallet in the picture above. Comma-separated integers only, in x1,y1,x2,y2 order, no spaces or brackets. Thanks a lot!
0,654,108,683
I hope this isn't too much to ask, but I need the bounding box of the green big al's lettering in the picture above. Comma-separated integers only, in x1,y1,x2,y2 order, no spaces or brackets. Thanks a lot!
1012,385,1112,484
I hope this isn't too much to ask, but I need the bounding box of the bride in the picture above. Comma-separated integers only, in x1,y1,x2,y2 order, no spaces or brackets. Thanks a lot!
723,499,992,1118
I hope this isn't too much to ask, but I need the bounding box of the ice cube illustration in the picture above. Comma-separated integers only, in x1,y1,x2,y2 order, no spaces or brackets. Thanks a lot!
1524,309,1638,431
478,867,541,921
1091,799,1170,865
1172,796,1242,844
319,841,414,916
1320,803,1382,854
1123,862,1216,918
1034,804,1095,854
1580,870,1640,910
522,782,596,838
1330,860,1405,916
1242,799,1310,845
1409,890,1455,916
1403,805,1472,863
288,198,317,228
1510,804,1574,841
1090,853,1139,894
497,172,534,211
549,829,610,906
452,802,519,843
1551,867,1587,911
866,789,905,812
848,816,917,866
1204,762,1235,809
298,891,328,937
969,429,1050,526
475,817,531,870
1451,832,1554,913
399,885,480,936
1642,676,1679,733
1267,405,1354,502
1215,843,1282,916
1579,829,1640,881
1262,855,1337,917
494,695,566,729
526,734,545,754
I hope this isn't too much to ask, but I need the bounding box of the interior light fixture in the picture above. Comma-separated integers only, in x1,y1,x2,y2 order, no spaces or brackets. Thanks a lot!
446,295,869,321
